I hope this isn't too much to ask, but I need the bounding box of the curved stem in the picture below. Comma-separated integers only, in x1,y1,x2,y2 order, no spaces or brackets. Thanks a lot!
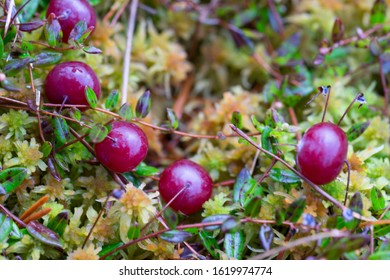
343,160,351,206
337,93,364,126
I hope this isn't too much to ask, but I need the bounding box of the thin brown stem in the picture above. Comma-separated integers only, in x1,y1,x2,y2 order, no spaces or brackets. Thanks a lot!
82,195,110,249
140,184,189,234
250,230,350,260
343,160,351,206
0,204,26,228
337,93,364,126
288,107,301,141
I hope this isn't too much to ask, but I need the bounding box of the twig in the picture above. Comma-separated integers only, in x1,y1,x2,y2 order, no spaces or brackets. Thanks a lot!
121,0,139,105
337,92,364,126
343,160,351,206
250,230,350,260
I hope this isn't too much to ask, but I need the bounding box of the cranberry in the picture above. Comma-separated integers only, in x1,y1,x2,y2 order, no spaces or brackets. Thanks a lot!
297,122,348,185
94,121,148,173
44,61,101,107
47,0,97,43
158,159,213,215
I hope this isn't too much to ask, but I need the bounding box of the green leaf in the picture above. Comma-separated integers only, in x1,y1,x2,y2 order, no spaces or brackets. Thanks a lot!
9,222,23,240
33,51,62,67
166,108,179,130
202,214,231,231
0,167,28,193
52,117,70,147
88,0,101,6
134,162,159,177
19,20,45,32
346,121,370,141
371,187,385,211
224,230,245,260
118,103,134,121
0,213,13,242
98,242,124,259
160,230,192,243
321,236,368,259
85,86,98,109
346,192,363,230
41,141,53,158
26,221,63,248
0,35,4,59
251,115,264,132
269,168,301,184
261,126,278,158
369,251,390,260
47,212,68,237
19,0,40,23
3,57,32,75
231,111,243,129
89,124,109,143
199,230,220,259
105,90,119,110
244,196,262,217
68,21,88,44
135,89,151,118
127,224,140,240
285,196,306,222
45,14,62,47
233,167,252,204
370,0,387,25
258,225,274,251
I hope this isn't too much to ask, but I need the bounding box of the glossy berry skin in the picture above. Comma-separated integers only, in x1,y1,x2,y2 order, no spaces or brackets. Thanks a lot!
44,61,101,107
47,0,97,43
94,121,148,173
158,159,213,215
297,122,348,185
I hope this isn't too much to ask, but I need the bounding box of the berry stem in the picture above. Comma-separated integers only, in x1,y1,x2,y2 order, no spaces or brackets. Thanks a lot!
337,92,364,126
229,124,370,220
343,160,351,206
321,86,331,123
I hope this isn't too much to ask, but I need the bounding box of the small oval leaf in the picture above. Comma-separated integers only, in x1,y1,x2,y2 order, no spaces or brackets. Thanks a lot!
0,167,28,193
26,221,63,248
85,86,98,109
47,212,68,237
105,90,119,110
160,230,192,243
224,230,245,260
118,103,134,121
202,214,232,231
231,111,243,130
135,89,151,118
347,121,371,142
269,168,301,184
0,213,13,242
166,108,179,130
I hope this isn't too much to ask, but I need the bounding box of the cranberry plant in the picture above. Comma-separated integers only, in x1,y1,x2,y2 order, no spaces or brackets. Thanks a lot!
0,0,389,260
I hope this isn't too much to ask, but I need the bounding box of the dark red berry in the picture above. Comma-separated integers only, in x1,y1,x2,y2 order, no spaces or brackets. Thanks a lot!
297,122,348,185
94,121,148,173
158,159,213,215
44,61,101,107
47,0,97,43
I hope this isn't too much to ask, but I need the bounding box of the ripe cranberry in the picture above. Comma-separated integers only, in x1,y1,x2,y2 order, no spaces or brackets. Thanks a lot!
47,0,97,43
158,159,213,215
94,121,148,173
44,61,101,107
297,122,348,185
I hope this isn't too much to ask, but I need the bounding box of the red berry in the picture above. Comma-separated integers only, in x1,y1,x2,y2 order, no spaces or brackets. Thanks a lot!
158,159,213,215
297,122,348,185
44,61,101,107
94,121,148,173
47,0,97,43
